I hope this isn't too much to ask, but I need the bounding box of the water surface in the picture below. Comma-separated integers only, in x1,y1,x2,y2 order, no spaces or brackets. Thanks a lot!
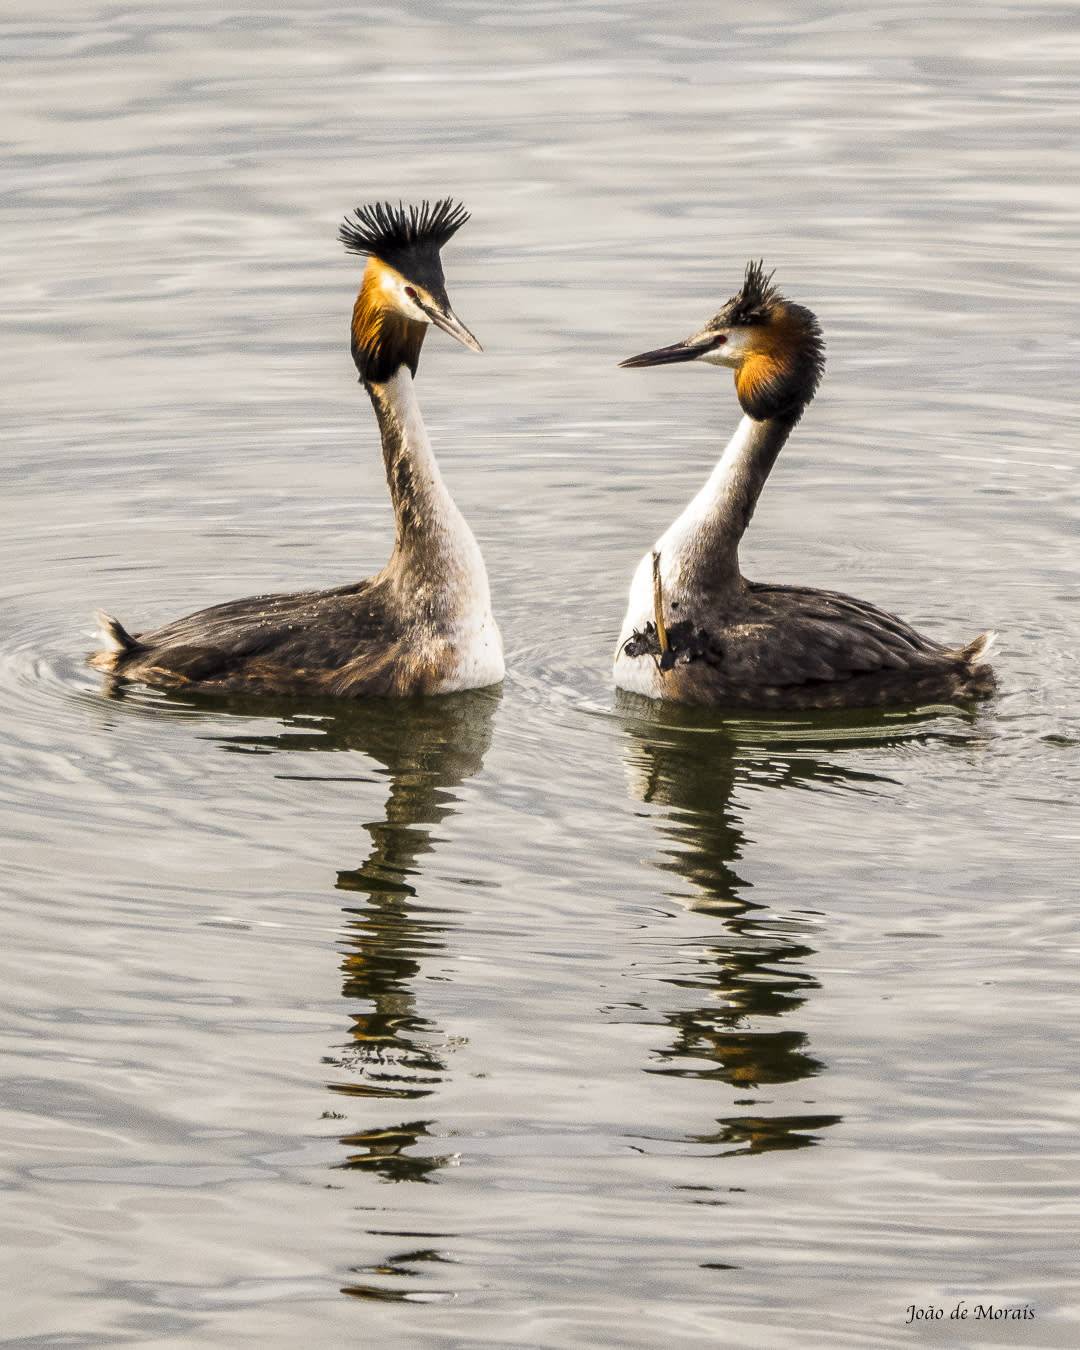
2,3,1078,1347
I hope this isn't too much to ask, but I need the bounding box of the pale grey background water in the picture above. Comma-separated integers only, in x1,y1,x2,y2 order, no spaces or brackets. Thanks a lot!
2,2,1078,1347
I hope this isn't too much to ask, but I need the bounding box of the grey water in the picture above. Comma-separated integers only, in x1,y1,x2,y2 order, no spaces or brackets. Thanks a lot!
2,2,1078,1347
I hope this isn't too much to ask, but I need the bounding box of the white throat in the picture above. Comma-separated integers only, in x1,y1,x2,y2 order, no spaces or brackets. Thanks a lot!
376,366,504,690
653,413,759,587
615,410,792,676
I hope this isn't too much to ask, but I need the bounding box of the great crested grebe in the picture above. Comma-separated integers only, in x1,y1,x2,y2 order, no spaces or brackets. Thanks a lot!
614,262,996,709
90,198,503,697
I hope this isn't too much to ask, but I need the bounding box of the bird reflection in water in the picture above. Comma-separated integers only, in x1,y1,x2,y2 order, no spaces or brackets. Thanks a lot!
616,695,933,1155
154,685,498,1184
328,691,496,1182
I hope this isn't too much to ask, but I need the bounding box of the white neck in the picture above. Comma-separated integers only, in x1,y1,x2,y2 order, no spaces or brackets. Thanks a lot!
370,366,491,612
367,365,503,691
617,411,795,653
653,411,794,601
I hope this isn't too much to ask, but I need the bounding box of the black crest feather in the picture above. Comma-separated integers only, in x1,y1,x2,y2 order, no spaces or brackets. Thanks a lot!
725,259,781,326
339,198,470,270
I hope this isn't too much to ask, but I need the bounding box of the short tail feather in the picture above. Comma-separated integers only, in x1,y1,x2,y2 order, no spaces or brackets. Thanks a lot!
959,630,997,666
94,610,141,654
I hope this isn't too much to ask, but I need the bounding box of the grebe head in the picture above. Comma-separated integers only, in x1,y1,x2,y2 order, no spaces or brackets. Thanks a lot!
340,198,481,383
620,260,825,421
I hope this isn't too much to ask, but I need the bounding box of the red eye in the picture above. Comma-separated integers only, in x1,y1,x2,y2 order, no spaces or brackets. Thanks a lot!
714,335,727,345
405,286,418,299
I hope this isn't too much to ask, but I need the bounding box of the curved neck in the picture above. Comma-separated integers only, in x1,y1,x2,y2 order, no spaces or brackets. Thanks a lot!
366,367,488,603
657,410,797,596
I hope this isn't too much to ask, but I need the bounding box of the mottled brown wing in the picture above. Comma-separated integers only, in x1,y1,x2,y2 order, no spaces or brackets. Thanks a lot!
107,578,403,693
662,583,963,707
724,583,948,682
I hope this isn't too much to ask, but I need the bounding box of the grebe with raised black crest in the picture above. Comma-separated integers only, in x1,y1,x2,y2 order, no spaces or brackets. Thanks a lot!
90,198,503,697
614,262,995,709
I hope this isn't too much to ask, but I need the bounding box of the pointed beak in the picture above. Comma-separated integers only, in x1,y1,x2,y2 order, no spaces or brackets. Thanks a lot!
417,298,483,353
619,335,719,369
